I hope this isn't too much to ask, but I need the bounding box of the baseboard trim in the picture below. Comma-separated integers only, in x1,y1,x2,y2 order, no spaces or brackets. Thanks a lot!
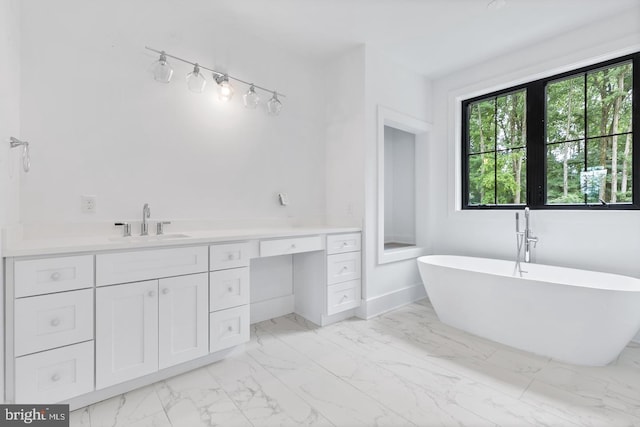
250,294,295,324
357,283,427,320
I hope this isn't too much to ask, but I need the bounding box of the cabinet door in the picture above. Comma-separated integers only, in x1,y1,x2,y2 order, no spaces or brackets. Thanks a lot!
158,273,209,369
96,280,158,389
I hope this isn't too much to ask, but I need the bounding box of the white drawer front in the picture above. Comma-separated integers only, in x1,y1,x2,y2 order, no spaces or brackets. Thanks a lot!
327,251,361,285
15,289,94,356
96,246,208,286
209,305,250,353
260,236,323,257
327,280,361,315
15,340,94,404
14,255,94,298
210,242,251,270
327,233,361,255
210,268,250,311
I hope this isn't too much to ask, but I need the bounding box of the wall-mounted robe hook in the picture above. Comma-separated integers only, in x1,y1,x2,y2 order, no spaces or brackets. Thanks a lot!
9,137,30,172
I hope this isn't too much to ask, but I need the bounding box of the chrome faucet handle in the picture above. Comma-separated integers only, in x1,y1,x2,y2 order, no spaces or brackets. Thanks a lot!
114,222,132,237
156,221,171,235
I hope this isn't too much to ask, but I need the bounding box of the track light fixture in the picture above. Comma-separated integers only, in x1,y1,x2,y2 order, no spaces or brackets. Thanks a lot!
215,74,234,102
145,46,285,115
186,63,207,93
150,51,173,83
267,92,283,116
243,85,260,109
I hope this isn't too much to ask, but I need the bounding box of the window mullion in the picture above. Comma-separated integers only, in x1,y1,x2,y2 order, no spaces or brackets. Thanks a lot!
527,81,545,207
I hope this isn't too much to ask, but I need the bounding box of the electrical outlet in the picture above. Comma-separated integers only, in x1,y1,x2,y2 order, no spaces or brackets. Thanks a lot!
81,195,97,213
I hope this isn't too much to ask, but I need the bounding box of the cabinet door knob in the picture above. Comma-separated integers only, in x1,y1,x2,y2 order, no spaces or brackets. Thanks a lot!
148,290,156,297
50,271,61,281
51,373,61,382
50,318,61,327
290,244,296,249
341,266,348,271
227,325,233,332
227,253,235,260
228,287,234,293
162,288,170,295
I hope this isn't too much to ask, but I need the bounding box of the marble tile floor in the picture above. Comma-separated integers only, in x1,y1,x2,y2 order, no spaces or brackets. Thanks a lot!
71,299,640,427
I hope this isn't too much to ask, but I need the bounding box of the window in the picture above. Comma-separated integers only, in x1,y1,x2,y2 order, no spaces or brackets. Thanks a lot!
462,53,638,209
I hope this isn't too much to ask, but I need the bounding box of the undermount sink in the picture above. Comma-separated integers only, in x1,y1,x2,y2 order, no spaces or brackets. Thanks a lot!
109,233,191,242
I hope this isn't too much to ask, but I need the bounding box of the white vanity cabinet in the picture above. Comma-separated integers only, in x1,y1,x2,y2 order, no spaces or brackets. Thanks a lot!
326,233,362,316
96,280,159,389
4,227,361,409
209,242,251,353
95,247,209,389
8,255,96,404
96,273,209,388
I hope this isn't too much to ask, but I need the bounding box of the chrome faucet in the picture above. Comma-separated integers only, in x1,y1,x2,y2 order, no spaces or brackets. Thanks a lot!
141,203,151,236
523,207,538,263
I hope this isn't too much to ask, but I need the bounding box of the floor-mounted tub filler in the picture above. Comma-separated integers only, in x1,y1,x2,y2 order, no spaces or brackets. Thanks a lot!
417,255,640,366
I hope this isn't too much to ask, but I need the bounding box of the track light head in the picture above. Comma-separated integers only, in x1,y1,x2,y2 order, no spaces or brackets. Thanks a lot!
267,92,283,116
151,51,174,83
243,84,260,109
215,74,234,102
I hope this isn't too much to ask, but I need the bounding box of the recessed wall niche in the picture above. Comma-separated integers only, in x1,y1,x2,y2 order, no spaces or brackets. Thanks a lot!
377,106,431,264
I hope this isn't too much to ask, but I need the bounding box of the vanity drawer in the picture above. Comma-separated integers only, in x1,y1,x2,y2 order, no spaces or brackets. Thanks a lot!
210,242,251,270
327,251,361,285
96,246,208,286
15,289,94,356
210,268,250,311
327,280,361,315
14,255,94,298
209,305,250,353
260,236,323,257
327,233,361,255
15,340,94,404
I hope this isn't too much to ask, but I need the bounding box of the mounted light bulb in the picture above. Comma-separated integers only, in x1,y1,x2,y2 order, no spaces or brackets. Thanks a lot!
267,92,283,116
243,85,260,109
151,51,173,83
186,63,207,93
215,74,234,102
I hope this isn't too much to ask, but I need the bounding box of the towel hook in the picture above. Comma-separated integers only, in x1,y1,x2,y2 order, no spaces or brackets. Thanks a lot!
9,137,30,172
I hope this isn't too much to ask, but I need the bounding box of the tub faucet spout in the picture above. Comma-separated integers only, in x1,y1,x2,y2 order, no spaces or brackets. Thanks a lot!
524,207,538,263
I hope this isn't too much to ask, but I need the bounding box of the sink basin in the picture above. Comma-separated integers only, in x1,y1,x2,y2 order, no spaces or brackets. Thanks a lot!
109,233,191,242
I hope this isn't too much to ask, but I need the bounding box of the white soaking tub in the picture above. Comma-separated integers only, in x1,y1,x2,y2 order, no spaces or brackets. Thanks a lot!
417,255,640,366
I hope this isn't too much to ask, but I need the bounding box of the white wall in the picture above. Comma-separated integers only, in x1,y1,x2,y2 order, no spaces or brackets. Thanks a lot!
0,0,22,403
324,46,366,228
362,47,432,309
18,0,327,230
384,126,415,244
430,11,640,339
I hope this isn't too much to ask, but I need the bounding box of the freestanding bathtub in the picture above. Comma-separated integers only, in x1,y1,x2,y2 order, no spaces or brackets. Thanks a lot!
417,255,640,366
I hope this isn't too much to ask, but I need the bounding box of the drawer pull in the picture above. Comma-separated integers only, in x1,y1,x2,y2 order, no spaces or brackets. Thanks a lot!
342,242,349,247
162,288,170,295
50,271,61,281
227,325,233,332
50,318,61,327
227,253,235,260
148,290,156,297
341,266,349,272
51,373,61,382
341,294,349,302
290,244,296,249
227,287,234,293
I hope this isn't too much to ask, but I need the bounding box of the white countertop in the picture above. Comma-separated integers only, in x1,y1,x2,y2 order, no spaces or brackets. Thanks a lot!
3,226,361,258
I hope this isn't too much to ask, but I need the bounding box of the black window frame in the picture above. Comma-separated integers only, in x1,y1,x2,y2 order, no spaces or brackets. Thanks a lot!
462,52,639,210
